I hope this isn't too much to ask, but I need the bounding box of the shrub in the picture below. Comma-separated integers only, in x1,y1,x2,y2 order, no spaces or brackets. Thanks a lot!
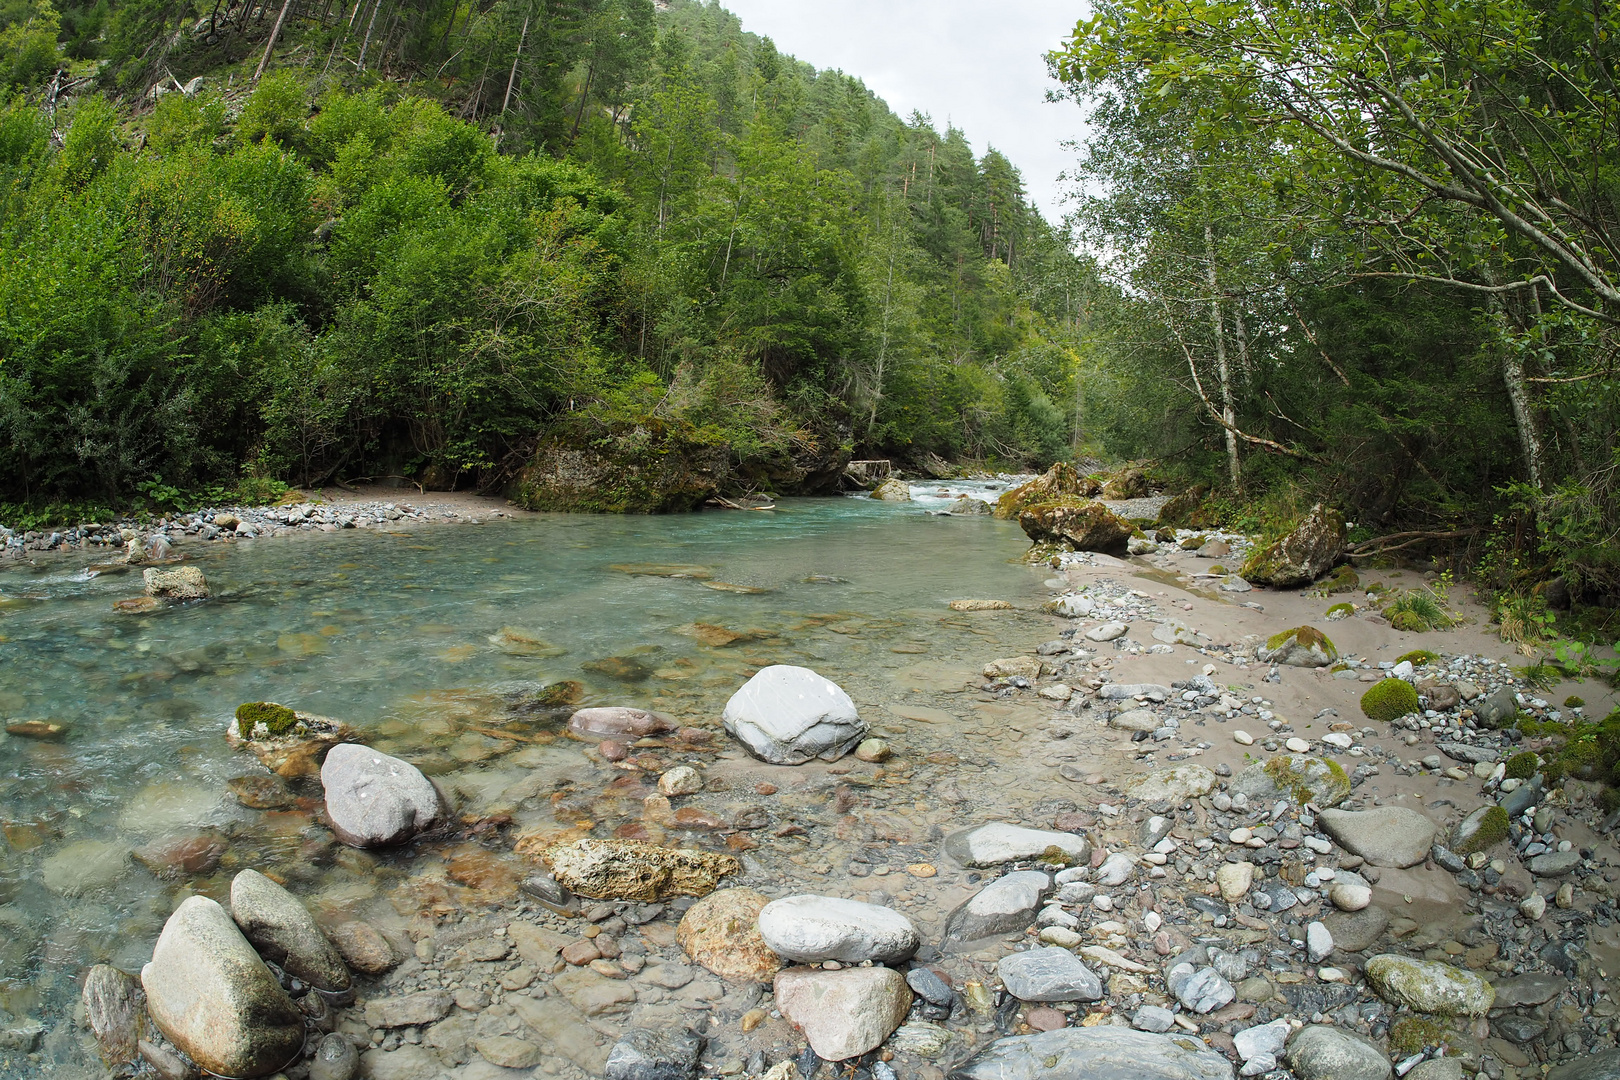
1361,678,1420,722
235,701,298,738
1502,751,1539,780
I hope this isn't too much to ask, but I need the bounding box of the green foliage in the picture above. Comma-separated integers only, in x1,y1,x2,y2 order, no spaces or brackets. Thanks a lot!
146,90,228,153
1502,751,1539,781
1515,663,1560,692
236,71,307,149
1361,678,1420,723
0,0,59,89
56,94,119,189
234,700,298,738
1542,710,1620,790
1384,588,1456,633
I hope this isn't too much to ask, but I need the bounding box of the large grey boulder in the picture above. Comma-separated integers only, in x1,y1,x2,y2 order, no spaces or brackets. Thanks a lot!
1317,807,1437,868
942,823,1090,868
321,743,445,847
1238,504,1345,589
944,871,1052,941
1286,1024,1391,1080
1231,754,1350,808
140,896,305,1079
230,869,351,997
997,947,1102,1002
756,895,919,964
721,666,867,764
774,966,911,1061
948,1027,1233,1080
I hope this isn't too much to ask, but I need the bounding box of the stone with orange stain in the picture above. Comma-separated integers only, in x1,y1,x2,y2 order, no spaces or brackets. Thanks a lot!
2,821,50,851
672,807,725,830
132,829,229,880
445,848,521,902
676,888,783,983
725,834,758,853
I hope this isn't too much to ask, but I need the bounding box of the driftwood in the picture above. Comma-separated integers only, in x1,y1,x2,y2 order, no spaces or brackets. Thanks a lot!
1344,528,1479,557
707,495,776,511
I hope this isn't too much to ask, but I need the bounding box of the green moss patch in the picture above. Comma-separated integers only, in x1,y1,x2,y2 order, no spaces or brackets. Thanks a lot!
1566,695,1587,709
1502,751,1539,780
1453,805,1509,855
1267,626,1336,653
1326,602,1356,619
1389,1017,1451,1058
1395,649,1439,666
235,701,299,739
1361,678,1420,722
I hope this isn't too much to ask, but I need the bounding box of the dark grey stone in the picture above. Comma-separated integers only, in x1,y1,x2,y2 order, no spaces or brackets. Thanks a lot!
605,1027,705,1080
906,967,955,1007
1550,1048,1620,1080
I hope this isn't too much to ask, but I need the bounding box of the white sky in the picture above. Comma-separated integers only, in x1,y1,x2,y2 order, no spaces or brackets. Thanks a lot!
717,0,1087,222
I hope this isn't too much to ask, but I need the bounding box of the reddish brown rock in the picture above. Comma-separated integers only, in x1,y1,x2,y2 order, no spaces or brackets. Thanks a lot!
676,888,783,983
131,830,228,880
566,708,674,741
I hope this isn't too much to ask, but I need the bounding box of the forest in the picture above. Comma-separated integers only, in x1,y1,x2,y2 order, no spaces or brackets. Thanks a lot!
0,0,1088,513
1,0,1617,611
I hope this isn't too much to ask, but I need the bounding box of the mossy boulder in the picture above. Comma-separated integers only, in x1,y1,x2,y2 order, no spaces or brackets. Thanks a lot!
1257,626,1338,668
1395,649,1439,667
511,420,730,513
1099,466,1150,500
1018,497,1136,555
1154,485,1209,529
1310,565,1360,596
1239,503,1347,589
993,463,1095,520
1231,754,1351,808
1361,678,1421,722
235,702,299,739
1364,955,1495,1016
870,478,911,502
1326,602,1356,621
1451,805,1509,855
225,707,357,779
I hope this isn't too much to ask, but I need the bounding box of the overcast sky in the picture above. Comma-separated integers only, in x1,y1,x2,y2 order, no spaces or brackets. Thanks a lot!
718,0,1086,222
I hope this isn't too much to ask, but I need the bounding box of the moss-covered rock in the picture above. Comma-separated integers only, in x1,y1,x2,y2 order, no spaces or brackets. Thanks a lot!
1364,955,1495,1016
993,463,1094,520
1451,805,1509,855
511,420,731,513
1395,649,1439,667
1239,503,1347,588
1154,485,1209,529
1325,602,1356,621
1017,498,1136,555
235,702,299,739
1099,466,1150,500
1257,626,1338,668
1502,751,1539,780
1178,534,1208,551
1361,678,1420,722
1388,1016,1452,1058
869,478,911,501
1310,565,1360,596
1231,754,1351,808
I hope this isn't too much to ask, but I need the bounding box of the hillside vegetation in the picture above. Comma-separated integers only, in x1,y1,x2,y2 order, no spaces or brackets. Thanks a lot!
0,0,1088,507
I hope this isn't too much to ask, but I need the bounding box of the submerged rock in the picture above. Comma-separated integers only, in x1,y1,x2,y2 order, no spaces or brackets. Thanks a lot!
568,707,676,741
1125,764,1216,803
540,838,740,901
82,964,144,1067
948,495,992,515
942,823,1090,868
774,966,911,1062
321,743,445,848
1239,504,1346,588
225,708,358,780
948,1027,1234,1080
722,665,867,764
140,896,304,1079
756,895,920,964
230,869,351,997
676,888,782,983
143,566,210,601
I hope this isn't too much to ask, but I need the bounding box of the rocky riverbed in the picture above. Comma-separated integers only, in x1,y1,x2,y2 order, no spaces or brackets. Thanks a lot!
3,495,1618,1080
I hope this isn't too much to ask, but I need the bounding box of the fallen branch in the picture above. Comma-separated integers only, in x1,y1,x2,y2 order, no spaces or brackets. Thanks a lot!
1344,528,1479,556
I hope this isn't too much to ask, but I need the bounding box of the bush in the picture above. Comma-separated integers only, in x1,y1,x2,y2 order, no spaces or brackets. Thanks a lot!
1361,678,1420,722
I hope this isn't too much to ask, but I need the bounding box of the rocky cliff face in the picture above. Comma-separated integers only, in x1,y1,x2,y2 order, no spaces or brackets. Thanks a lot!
510,423,732,513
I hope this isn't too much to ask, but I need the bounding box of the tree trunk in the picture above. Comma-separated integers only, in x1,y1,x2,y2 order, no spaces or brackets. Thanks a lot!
569,58,595,140
1481,262,1546,489
252,0,295,81
501,11,529,114
1205,222,1240,486
357,0,385,71
867,200,899,440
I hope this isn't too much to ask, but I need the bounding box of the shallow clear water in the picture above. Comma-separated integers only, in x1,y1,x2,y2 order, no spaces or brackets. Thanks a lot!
0,487,1044,1073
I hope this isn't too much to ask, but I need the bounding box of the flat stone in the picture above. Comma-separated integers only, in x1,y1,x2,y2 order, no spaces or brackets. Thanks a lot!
996,946,1102,1002
1438,742,1498,765
947,1027,1235,1080
328,920,398,975
943,823,1090,868
1321,905,1388,953
568,707,675,740
1528,851,1581,877
1490,973,1566,1008
365,990,454,1029
1217,862,1255,903
1405,1061,1464,1080
1097,683,1174,701
1231,755,1350,808
553,968,637,1015
1285,1025,1391,1080
1550,1049,1620,1080
775,966,912,1062
477,1035,544,1070
1124,764,1216,803
1110,709,1160,733
1132,1005,1176,1033
906,967,954,1006
230,869,351,995
1364,954,1494,1016
1317,807,1437,868
1306,922,1333,963
140,896,304,1078
539,838,739,902
1233,1019,1289,1063
1085,622,1128,642
359,1046,442,1080
944,870,1052,941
